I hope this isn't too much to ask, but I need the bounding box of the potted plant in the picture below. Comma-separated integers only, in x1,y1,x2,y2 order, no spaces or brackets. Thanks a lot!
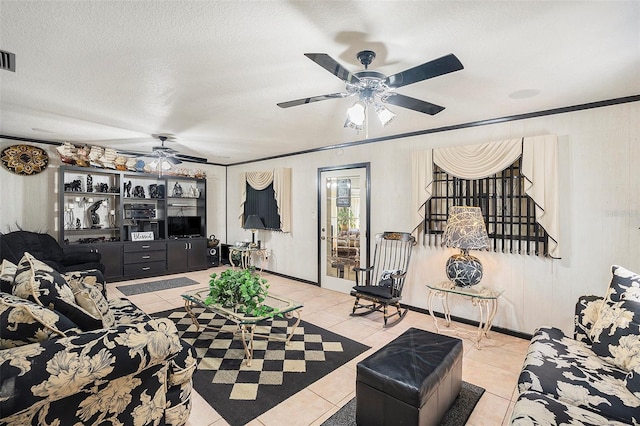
206,268,272,316
337,207,355,231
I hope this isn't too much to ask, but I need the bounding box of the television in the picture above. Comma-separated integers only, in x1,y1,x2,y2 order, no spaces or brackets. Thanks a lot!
168,216,202,238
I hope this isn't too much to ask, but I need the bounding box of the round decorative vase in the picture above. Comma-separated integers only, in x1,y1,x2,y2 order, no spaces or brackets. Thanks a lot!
445,253,483,287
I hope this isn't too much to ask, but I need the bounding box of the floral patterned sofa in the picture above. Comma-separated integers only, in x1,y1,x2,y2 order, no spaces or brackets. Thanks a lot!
0,253,197,426
511,265,640,425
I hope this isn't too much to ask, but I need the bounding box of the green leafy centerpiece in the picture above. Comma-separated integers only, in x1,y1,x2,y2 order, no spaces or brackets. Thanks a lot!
206,268,272,316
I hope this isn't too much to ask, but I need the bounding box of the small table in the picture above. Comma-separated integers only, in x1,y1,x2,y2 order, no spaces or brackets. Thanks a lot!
182,287,303,366
229,246,268,271
426,281,504,348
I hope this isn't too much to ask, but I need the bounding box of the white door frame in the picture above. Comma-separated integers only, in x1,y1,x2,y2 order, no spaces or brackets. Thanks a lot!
317,162,371,289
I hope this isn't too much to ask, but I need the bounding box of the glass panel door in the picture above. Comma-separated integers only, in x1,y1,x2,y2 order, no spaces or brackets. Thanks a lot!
319,166,369,293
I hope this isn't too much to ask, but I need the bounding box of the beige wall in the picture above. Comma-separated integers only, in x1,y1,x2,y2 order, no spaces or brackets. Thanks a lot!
2,101,638,335
226,101,640,336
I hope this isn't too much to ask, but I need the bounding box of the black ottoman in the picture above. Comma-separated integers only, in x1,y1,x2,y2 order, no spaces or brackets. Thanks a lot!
356,328,463,426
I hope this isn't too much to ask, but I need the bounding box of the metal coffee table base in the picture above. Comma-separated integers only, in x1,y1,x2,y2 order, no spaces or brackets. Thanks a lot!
184,301,302,366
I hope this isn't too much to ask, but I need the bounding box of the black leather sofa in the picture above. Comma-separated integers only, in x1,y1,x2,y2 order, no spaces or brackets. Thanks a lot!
0,231,105,274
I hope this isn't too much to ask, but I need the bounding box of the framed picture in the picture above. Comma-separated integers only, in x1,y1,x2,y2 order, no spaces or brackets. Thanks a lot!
336,178,351,207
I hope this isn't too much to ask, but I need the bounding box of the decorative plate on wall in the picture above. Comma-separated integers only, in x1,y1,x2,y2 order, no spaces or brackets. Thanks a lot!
1,144,49,175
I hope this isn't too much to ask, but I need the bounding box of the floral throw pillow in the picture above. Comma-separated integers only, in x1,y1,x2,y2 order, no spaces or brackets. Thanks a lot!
0,259,17,294
0,291,79,348
65,272,115,328
13,252,103,331
590,265,640,374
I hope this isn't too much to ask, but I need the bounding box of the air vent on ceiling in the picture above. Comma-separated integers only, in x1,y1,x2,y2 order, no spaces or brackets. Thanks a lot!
1,50,16,72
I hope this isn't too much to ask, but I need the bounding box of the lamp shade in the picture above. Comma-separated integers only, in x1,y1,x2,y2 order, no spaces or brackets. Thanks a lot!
244,215,265,230
442,206,489,250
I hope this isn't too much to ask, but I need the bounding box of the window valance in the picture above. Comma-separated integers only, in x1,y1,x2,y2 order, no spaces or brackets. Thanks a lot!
412,135,559,257
240,168,292,233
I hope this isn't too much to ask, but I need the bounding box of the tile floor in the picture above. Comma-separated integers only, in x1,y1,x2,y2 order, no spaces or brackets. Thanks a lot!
107,266,529,426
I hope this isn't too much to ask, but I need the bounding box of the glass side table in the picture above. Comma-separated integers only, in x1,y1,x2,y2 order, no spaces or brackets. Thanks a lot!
426,281,504,348
229,246,267,271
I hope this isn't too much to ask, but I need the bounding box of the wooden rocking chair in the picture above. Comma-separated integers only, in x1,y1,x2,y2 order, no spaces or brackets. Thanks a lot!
350,231,416,327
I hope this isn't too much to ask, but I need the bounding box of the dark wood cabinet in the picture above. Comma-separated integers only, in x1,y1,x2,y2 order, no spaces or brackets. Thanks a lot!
167,238,208,273
63,241,123,281
58,166,209,281
123,241,167,277
95,242,123,281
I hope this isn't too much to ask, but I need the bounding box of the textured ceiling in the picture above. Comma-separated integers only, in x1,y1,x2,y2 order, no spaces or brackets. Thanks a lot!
1,1,639,165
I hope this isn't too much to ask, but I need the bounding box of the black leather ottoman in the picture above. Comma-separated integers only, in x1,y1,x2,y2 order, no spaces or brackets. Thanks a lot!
356,328,463,425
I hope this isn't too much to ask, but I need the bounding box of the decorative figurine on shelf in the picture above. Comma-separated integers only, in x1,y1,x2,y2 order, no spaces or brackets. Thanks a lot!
88,199,105,228
124,180,132,197
75,218,81,229
66,179,82,192
133,185,145,198
108,209,116,228
86,174,93,192
172,182,183,197
64,207,74,230
149,184,159,199
157,184,165,199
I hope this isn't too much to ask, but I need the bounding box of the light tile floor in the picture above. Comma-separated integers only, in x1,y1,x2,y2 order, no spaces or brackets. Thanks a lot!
107,266,527,426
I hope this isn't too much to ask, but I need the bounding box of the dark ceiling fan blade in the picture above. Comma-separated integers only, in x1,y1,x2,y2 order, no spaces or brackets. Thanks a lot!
384,54,464,88
175,153,208,163
166,156,182,165
384,93,445,115
117,149,146,156
277,92,350,108
304,53,360,84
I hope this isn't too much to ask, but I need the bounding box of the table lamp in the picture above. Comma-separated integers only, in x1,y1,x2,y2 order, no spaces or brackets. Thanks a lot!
244,215,265,245
442,206,490,287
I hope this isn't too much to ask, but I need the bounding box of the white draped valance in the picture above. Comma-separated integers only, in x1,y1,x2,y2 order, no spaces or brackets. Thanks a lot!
412,135,559,258
240,168,292,233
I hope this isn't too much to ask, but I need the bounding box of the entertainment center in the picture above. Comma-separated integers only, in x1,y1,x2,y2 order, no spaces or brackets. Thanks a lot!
58,165,208,281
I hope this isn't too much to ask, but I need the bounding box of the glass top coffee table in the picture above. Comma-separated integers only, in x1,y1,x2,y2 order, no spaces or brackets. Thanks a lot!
182,287,303,366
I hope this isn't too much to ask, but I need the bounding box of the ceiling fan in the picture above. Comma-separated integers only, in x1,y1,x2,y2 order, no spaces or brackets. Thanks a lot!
118,135,208,165
277,50,464,128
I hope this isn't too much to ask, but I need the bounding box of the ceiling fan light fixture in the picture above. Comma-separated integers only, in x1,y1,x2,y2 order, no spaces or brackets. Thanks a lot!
149,157,173,177
375,103,396,127
344,101,366,130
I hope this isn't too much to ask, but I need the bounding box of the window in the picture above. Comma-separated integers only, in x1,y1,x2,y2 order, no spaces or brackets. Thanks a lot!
424,158,550,256
243,182,281,230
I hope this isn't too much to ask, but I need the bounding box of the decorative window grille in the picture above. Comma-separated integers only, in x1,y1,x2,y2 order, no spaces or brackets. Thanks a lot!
424,158,549,256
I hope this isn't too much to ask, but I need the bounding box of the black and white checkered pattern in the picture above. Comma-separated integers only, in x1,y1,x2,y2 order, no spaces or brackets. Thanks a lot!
165,307,345,400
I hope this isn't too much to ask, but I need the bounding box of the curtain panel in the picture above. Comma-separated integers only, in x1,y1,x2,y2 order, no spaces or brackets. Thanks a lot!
239,168,292,233
411,135,559,258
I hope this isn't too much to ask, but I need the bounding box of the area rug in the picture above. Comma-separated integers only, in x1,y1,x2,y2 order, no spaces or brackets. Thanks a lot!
116,277,199,296
154,306,370,426
321,381,485,426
